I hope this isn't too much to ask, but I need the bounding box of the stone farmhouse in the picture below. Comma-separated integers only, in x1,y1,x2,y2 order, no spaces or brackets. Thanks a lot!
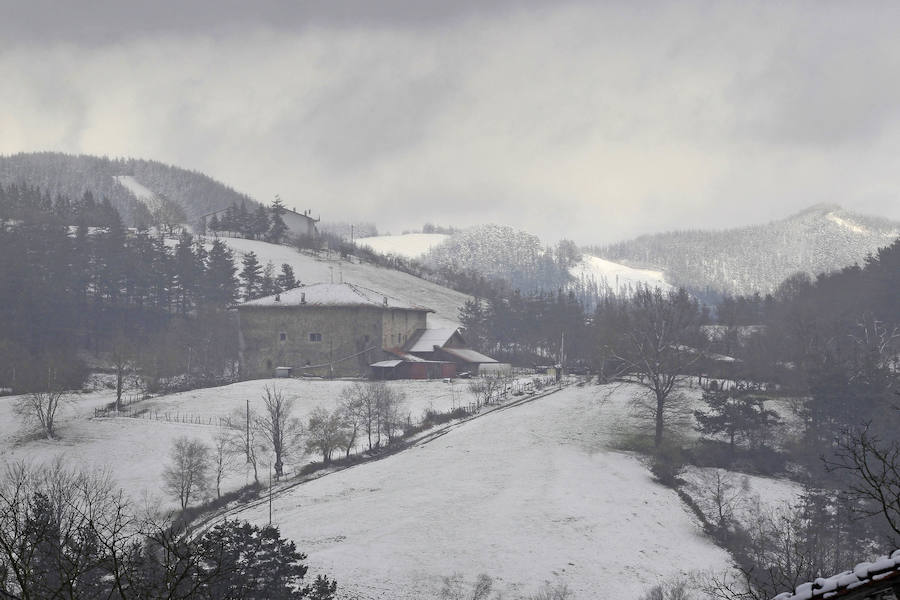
236,282,432,378
236,282,504,380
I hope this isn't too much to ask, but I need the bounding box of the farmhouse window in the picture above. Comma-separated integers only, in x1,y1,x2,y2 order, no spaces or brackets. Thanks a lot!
309,333,322,342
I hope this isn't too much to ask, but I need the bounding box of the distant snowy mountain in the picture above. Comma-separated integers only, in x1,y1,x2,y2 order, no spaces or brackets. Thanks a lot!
354,233,449,259
594,204,900,296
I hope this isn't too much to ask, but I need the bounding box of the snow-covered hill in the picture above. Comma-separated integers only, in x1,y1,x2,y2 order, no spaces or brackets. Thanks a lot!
215,237,469,327
0,152,259,225
569,254,672,295
228,384,733,598
354,233,449,259
595,204,900,296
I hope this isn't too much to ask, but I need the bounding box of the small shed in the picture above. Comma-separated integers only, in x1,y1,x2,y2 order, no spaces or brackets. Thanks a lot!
275,366,293,378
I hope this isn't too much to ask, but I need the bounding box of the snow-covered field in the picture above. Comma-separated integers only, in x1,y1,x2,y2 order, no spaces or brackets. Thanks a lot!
0,377,490,511
570,254,671,295
227,383,733,599
213,237,469,327
354,233,449,259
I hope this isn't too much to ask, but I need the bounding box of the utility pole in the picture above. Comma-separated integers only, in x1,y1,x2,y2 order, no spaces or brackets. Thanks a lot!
245,398,250,463
268,464,273,526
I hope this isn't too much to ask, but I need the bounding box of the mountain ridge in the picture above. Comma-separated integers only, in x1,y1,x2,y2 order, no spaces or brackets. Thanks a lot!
592,204,900,296
0,152,261,226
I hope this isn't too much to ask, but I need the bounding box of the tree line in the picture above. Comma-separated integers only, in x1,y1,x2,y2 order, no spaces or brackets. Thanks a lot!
0,184,245,393
204,197,289,244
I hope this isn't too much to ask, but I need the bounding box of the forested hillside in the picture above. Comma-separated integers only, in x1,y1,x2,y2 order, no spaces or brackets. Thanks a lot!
424,224,579,292
0,152,260,227
593,204,900,296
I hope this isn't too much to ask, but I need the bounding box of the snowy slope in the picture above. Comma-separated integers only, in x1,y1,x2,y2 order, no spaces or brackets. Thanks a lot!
215,237,470,327
354,233,449,259
570,254,672,295
227,384,732,599
0,378,477,511
112,175,156,202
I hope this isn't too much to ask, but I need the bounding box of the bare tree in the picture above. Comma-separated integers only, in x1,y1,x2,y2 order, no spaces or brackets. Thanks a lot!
15,380,66,440
255,385,302,479
211,429,235,499
601,288,706,447
352,382,405,450
468,374,508,409
0,460,135,599
163,437,211,509
376,384,406,445
305,406,348,464
361,382,383,450
686,469,746,532
339,383,367,457
109,333,137,412
828,424,900,537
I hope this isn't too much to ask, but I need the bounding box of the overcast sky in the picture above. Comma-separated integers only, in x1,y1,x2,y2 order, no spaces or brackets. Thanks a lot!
2,1,900,243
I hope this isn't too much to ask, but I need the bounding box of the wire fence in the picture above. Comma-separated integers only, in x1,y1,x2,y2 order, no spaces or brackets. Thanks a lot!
92,375,561,429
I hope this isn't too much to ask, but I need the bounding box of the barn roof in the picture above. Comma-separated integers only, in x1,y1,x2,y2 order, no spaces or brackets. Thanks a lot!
440,347,498,364
239,282,433,312
405,327,462,352
370,360,403,368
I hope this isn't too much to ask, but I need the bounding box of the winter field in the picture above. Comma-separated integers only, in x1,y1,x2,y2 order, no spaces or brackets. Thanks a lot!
354,233,449,259
0,377,489,511
224,383,737,599
213,237,469,327
0,376,806,597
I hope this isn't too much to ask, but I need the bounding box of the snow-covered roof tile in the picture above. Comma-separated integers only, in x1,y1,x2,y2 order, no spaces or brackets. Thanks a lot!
370,360,403,368
772,552,900,600
406,327,461,352
239,282,433,312
440,347,498,364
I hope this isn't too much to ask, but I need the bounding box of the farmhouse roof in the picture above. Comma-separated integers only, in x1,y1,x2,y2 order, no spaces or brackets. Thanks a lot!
771,549,900,600
405,327,461,352
440,347,498,364
238,282,433,312
370,360,403,368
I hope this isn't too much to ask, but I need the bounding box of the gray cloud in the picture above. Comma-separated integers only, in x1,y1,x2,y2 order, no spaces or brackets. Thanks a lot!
2,1,900,244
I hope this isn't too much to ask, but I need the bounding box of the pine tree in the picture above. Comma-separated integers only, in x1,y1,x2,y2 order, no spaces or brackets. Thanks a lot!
208,212,221,235
268,197,289,244
694,390,781,459
276,263,297,291
202,239,238,307
252,205,270,240
261,261,279,297
173,231,199,314
240,251,263,301
238,201,251,238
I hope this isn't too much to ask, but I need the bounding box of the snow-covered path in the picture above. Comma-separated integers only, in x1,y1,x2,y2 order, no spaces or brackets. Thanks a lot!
231,384,731,599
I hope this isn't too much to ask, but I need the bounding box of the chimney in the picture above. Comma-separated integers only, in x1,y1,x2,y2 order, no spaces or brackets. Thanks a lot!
274,293,280,302
383,296,388,306
301,292,306,304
